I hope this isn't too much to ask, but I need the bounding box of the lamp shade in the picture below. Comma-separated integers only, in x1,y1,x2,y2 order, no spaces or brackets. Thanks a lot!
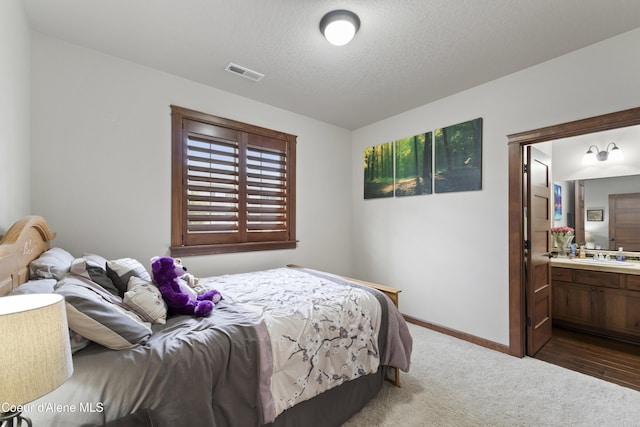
608,144,623,162
583,150,597,165
0,294,73,408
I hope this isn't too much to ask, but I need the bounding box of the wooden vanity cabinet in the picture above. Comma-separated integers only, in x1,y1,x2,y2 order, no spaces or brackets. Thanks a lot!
552,280,598,327
552,267,640,343
601,287,640,338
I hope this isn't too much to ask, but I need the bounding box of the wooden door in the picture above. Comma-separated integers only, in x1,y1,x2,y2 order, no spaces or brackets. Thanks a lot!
609,193,640,251
525,146,553,355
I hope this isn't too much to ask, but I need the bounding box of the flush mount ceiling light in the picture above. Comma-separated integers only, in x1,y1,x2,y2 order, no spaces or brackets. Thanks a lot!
319,10,360,46
583,142,623,164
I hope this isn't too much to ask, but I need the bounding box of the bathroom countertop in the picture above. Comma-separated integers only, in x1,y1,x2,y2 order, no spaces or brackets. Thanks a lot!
551,257,640,275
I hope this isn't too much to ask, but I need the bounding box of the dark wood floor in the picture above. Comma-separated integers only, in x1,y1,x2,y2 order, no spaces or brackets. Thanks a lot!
534,326,640,392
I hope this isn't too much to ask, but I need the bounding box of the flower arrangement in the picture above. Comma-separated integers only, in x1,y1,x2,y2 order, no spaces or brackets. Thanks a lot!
551,226,574,236
551,226,574,257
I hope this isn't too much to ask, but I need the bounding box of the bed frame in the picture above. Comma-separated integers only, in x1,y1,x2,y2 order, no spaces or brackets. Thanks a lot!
0,215,56,296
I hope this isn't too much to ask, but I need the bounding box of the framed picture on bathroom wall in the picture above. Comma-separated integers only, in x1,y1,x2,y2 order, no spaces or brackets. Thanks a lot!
587,209,604,221
554,184,562,221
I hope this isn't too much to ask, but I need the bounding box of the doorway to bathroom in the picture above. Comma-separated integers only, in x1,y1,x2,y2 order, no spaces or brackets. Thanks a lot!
506,106,640,358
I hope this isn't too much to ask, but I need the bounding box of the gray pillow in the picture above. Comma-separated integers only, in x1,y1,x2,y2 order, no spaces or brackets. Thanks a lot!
29,247,74,280
106,258,151,297
55,277,152,350
70,254,120,296
9,279,57,295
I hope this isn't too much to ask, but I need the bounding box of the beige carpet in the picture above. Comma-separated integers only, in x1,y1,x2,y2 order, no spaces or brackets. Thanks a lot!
344,323,640,426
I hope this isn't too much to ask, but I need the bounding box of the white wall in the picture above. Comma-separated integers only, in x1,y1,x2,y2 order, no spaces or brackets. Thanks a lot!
30,34,354,278
0,0,31,233
352,28,640,345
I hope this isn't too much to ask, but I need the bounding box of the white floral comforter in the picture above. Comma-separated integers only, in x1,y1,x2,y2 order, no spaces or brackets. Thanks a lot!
200,267,383,422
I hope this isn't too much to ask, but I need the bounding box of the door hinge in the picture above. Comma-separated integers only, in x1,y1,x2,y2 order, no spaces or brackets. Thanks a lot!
523,164,529,174
526,317,532,327
524,240,530,250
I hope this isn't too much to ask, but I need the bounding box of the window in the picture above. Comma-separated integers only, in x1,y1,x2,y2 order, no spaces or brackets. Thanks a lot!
170,106,297,256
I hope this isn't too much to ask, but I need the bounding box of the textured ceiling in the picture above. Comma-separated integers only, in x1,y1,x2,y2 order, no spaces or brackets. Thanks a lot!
22,0,640,130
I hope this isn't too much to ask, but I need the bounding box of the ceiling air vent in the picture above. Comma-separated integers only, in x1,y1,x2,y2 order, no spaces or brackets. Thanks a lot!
225,62,265,82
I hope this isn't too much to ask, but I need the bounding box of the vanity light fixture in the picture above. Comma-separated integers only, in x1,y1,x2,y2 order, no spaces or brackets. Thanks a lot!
583,142,623,164
319,10,360,46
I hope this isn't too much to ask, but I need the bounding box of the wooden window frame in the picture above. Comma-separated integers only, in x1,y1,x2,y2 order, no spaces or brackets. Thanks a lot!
170,105,297,256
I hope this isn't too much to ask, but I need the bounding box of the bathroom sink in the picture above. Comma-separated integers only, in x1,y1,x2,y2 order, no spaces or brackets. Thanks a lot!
570,258,640,268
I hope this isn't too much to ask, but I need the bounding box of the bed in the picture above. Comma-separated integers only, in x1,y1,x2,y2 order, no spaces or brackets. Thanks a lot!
0,216,412,426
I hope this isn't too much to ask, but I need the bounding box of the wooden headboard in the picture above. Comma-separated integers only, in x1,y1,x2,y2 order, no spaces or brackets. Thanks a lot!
0,216,56,296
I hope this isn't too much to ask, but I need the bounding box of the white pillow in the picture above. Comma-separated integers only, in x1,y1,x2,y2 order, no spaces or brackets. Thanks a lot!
124,276,167,325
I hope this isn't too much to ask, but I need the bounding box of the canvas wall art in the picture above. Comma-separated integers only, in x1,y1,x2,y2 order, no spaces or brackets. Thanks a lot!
394,132,432,197
363,117,483,200
434,118,482,193
364,142,394,199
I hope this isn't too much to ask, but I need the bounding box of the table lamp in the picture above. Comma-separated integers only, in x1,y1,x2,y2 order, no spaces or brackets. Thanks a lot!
0,294,73,426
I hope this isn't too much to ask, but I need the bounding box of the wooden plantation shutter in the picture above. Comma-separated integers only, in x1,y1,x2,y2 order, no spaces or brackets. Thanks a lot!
185,124,240,244
246,136,290,241
171,106,297,256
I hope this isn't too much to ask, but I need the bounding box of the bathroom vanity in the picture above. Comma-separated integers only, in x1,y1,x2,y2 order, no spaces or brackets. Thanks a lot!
551,255,640,343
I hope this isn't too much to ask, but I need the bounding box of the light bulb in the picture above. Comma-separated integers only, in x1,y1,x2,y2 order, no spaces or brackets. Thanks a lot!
324,20,356,46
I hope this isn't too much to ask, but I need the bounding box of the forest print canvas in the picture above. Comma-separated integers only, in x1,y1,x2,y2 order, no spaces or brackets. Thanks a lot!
394,132,432,197
434,118,482,193
364,142,394,199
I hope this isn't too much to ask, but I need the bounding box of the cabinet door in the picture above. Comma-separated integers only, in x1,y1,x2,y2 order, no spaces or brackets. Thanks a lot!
553,281,597,326
601,288,640,338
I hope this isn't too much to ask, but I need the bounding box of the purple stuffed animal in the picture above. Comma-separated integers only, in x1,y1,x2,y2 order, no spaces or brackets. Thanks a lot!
150,256,222,317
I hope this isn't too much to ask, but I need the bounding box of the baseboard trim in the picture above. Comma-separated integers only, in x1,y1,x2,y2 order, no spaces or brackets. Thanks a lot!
404,314,511,355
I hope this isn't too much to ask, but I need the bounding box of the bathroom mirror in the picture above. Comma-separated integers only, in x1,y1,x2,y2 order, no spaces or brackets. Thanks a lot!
550,125,640,251
559,175,640,250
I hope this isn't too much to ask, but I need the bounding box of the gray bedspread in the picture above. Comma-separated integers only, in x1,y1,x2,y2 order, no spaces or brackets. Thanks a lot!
24,268,412,427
